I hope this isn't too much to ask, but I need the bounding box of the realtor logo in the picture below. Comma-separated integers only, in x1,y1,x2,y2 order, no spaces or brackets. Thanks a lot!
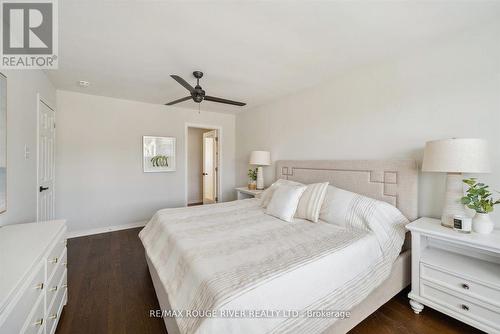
1,0,58,69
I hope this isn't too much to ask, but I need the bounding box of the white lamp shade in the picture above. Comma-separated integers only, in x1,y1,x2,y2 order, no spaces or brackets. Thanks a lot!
249,151,271,166
422,138,490,173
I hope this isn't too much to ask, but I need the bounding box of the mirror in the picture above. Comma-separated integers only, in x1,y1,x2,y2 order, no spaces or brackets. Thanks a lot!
0,74,6,213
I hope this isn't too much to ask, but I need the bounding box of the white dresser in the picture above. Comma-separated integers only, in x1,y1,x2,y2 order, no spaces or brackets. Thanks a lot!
408,217,500,333
0,220,67,334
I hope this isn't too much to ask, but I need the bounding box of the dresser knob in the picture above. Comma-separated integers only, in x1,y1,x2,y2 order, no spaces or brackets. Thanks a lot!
34,282,44,290
461,283,470,290
49,285,58,292
33,318,43,326
461,304,469,311
49,257,58,264
48,313,57,320
62,284,68,289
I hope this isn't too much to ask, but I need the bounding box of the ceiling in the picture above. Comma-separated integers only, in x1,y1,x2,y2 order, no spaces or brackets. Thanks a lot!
47,1,500,114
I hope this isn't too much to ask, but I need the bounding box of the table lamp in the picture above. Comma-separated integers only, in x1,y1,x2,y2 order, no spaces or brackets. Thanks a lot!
422,138,490,227
249,151,271,190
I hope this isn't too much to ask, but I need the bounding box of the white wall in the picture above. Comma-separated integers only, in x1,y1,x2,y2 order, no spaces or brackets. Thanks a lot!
0,70,56,226
236,21,500,224
187,127,210,204
56,91,235,234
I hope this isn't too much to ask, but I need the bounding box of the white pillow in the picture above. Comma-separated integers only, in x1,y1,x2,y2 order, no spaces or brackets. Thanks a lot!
266,184,306,222
260,179,302,208
319,186,355,227
319,185,408,231
295,182,329,223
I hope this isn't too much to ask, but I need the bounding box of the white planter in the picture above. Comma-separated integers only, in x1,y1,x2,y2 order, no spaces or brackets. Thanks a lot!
472,213,494,234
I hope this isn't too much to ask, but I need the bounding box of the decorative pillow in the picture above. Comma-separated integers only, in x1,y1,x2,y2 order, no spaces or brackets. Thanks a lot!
319,185,408,231
266,184,307,222
295,182,329,223
319,186,355,227
260,179,302,208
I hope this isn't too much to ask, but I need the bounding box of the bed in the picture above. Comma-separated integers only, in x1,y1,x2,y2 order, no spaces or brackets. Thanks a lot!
140,160,418,334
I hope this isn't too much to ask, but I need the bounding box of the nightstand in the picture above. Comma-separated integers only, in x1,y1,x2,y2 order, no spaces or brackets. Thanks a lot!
407,217,500,333
235,187,264,200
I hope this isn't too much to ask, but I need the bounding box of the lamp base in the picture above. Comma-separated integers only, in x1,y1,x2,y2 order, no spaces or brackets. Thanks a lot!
441,172,466,228
256,167,264,190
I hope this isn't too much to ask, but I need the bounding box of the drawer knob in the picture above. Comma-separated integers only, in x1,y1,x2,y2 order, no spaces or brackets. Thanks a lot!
62,284,68,289
49,257,58,264
461,304,469,311
34,282,44,290
49,285,58,292
461,283,470,290
33,318,43,326
48,313,57,320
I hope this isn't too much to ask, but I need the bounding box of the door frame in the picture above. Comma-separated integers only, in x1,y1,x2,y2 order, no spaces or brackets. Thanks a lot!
184,123,222,207
36,93,56,222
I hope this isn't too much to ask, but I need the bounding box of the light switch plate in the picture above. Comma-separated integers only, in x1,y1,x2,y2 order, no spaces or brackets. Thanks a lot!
24,145,30,160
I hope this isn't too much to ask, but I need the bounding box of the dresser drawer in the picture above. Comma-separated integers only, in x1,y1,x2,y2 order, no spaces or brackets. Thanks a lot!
421,280,500,331
46,234,66,281
45,277,67,334
421,262,500,308
46,247,67,307
20,295,45,334
0,262,45,334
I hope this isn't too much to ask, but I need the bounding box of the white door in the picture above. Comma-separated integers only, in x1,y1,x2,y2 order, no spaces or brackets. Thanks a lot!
202,130,218,204
37,97,56,221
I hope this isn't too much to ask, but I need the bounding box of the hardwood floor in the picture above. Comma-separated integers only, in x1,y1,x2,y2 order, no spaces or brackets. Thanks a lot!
56,228,166,334
56,228,484,334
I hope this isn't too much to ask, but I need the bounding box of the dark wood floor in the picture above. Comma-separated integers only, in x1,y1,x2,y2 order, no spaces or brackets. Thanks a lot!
56,228,483,334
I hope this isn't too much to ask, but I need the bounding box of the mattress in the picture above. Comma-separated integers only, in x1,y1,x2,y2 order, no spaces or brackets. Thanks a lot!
139,198,407,334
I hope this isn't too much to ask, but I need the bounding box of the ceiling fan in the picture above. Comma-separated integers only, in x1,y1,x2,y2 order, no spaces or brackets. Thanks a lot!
165,71,246,107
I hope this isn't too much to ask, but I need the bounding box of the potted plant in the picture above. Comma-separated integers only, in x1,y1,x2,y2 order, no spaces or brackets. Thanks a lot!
461,178,500,234
248,168,257,190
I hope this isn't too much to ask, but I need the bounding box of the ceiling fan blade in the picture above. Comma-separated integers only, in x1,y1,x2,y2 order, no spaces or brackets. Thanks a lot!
171,75,195,93
204,95,246,106
165,96,192,106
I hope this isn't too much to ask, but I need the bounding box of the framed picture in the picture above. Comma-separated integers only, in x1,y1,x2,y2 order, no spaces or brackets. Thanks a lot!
143,136,176,173
0,74,6,213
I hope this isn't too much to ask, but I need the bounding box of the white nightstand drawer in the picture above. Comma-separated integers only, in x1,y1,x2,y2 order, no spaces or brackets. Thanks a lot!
421,262,500,308
421,281,500,331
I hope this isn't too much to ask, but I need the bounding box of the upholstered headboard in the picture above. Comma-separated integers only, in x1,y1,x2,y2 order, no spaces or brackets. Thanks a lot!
275,160,419,221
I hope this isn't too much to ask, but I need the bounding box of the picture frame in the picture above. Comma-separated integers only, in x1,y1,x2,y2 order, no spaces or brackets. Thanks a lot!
0,73,6,213
143,136,176,173
142,136,176,173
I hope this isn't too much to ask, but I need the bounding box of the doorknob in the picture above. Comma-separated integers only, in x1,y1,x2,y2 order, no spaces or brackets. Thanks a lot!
39,186,49,192
202,173,208,176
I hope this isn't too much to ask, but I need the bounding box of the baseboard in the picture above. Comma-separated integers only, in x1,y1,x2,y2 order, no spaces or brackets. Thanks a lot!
67,220,148,239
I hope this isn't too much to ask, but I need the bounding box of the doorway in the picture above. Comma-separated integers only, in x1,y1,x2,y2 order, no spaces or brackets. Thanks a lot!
37,95,56,221
186,125,220,206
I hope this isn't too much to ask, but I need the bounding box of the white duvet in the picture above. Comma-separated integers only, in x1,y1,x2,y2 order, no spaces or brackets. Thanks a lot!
139,198,407,334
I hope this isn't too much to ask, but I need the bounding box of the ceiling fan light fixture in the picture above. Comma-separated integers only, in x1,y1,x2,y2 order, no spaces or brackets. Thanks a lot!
165,71,246,107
